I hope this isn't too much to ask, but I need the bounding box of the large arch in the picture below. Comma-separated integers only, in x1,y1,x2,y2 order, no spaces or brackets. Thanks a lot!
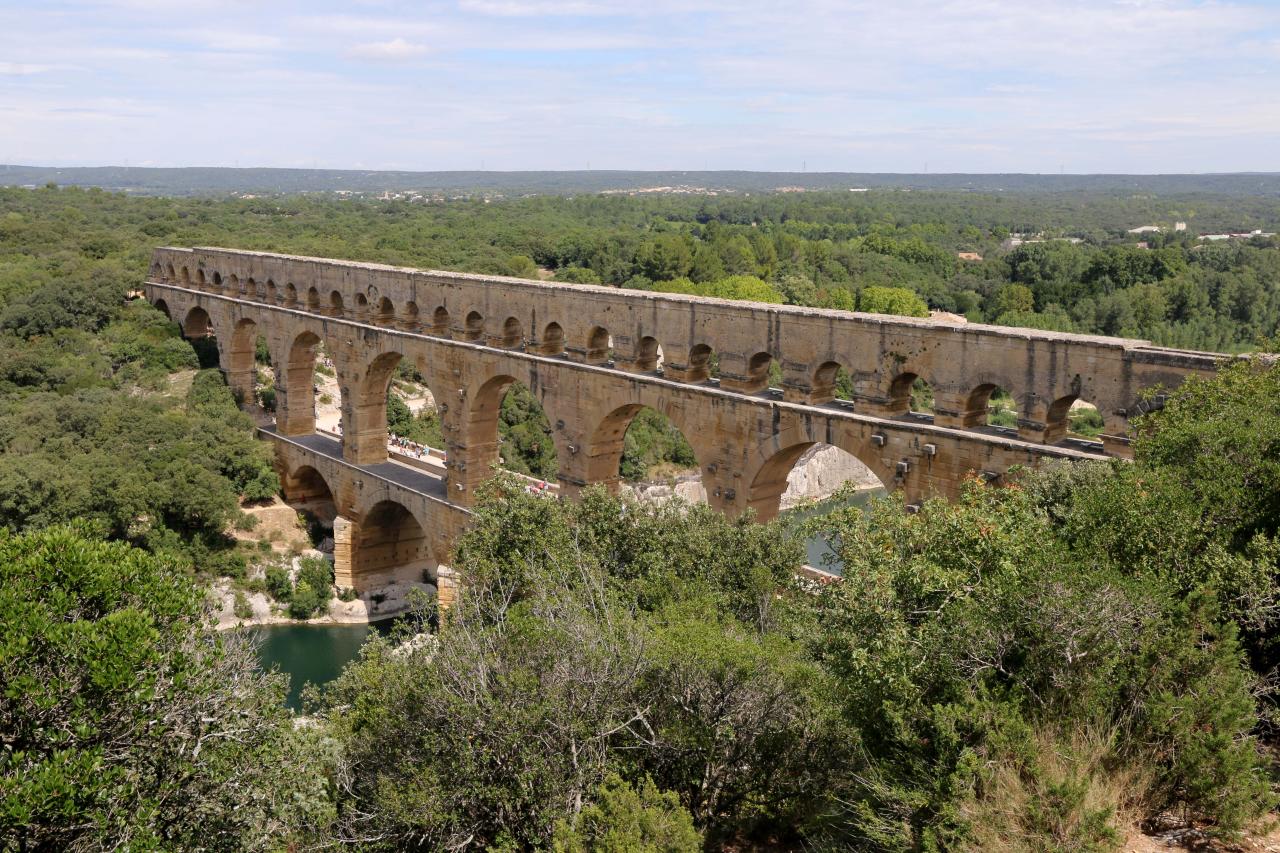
180,306,220,370
343,350,404,464
152,298,171,321
226,317,261,406
352,499,434,587
462,373,561,486
745,438,889,523
276,329,323,435
584,402,702,496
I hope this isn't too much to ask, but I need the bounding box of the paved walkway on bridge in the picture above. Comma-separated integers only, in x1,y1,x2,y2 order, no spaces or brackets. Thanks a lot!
262,427,450,501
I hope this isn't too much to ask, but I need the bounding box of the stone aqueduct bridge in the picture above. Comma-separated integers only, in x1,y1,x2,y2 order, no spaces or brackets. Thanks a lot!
145,247,1223,593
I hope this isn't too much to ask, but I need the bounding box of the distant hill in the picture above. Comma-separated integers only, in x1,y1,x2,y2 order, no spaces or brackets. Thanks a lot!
3,164,1279,197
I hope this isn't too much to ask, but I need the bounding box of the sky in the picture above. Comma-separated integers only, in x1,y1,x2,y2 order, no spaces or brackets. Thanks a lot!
1,0,1279,173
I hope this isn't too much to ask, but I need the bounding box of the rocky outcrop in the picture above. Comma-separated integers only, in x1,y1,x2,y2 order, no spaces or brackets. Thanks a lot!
779,444,882,510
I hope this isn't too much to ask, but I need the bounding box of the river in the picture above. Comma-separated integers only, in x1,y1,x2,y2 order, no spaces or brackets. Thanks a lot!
789,486,886,575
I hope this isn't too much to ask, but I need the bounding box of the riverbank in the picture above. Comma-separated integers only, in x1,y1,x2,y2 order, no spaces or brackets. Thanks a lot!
210,578,436,631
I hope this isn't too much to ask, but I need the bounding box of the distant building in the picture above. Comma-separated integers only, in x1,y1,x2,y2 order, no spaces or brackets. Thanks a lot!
956,251,983,262
1127,225,1162,234
1174,221,1187,232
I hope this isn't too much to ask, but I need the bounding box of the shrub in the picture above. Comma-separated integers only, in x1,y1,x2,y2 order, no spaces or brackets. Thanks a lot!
265,564,292,601
232,590,253,620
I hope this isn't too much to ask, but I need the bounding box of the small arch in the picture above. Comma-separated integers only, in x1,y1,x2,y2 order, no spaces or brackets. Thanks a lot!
246,277,259,299
885,372,934,418
194,268,205,288
150,260,162,280
1047,394,1104,444
685,343,716,383
635,335,661,372
354,499,434,587
812,360,853,405
329,291,344,317
181,266,192,285
500,316,524,349
432,306,451,337
747,441,888,524
165,262,176,282
464,310,484,342
307,287,321,312
967,383,1017,429
540,322,565,355
402,301,420,331
227,274,241,297
284,283,298,306
585,403,701,496
182,305,213,339
265,279,278,304
376,296,395,325
740,351,775,394
585,326,612,364
354,293,369,318
212,271,222,290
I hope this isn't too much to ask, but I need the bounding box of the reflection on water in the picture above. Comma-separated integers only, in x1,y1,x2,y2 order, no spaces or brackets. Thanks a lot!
251,621,395,710
788,487,886,576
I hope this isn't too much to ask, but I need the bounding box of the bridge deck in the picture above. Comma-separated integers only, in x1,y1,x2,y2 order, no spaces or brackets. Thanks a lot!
263,427,453,504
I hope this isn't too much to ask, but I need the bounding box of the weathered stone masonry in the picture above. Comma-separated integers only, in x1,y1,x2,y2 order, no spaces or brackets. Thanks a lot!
145,246,1224,592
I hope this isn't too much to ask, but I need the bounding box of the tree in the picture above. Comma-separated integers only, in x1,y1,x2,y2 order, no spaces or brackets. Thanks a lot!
858,285,929,317
0,526,329,849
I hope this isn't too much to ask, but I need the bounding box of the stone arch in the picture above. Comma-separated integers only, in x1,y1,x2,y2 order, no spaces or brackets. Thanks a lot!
737,351,775,394
281,463,336,524
194,268,205,289
227,274,240,297
746,436,890,523
212,271,222,291
246,277,259,299
585,325,611,364
343,350,405,464
284,282,298,306
329,290,344,317
966,382,1017,429
306,287,321,312
432,306,451,336
500,316,524,349
262,279,275,304
540,322,565,355
352,498,434,587
376,296,395,325
402,300,420,331
881,370,934,418
277,329,323,436
584,402,702,495
150,260,162,280
635,335,661,373
152,298,171,320
354,292,369,318
464,310,484,342
685,342,715,383
165,262,176,281
811,359,852,405
182,305,213,339
226,317,263,406
181,266,192,286
462,373,562,486
1045,392,1105,444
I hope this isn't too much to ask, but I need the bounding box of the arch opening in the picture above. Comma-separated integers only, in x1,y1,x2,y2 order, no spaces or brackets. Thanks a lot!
306,287,320,312
748,441,888,527
181,306,220,369
685,342,716,383
585,325,612,364
329,290,344,317
354,293,369,318
540,322,565,355
152,298,171,321
432,306,451,337
467,375,559,483
227,274,240,297
284,282,297,306
464,310,484,342
265,279,277,304
354,499,435,588
227,318,268,409
165,262,175,282
635,335,662,373
968,383,1016,430
246,277,258,299
886,372,934,420
281,465,336,528
499,316,524,349
345,351,405,462
402,301,420,331
376,296,395,324
586,404,702,501
279,330,323,435
1046,393,1104,445
812,361,853,405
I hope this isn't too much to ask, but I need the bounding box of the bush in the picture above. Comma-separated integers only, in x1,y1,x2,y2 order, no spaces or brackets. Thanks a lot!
287,581,325,620
265,564,292,601
552,774,701,852
232,589,253,620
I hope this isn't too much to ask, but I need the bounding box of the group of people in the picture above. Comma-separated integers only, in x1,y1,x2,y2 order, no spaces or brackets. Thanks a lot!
388,433,433,460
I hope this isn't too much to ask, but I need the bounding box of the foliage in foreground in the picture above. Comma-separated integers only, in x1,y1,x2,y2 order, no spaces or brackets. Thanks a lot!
0,527,329,850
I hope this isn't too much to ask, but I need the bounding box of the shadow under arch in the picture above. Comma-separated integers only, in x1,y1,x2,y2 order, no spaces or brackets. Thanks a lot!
280,463,336,525
585,402,702,497
812,359,852,404
344,350,406,460
540,322,565,355
180,306,221,369
746,438,890,524
353,498,434,587
152,298,171,321
279,329,324,434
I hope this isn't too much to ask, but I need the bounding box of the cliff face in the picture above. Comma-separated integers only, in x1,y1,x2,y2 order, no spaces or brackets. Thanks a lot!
622,444,881,509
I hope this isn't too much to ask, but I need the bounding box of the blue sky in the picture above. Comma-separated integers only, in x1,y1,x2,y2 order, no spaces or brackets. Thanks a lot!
2,0,1278,173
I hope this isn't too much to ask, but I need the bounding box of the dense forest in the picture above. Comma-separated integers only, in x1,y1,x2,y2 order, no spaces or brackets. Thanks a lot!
3,183,1280,849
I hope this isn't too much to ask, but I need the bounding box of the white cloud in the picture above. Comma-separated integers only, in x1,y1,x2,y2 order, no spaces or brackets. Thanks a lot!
344,37,429,61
